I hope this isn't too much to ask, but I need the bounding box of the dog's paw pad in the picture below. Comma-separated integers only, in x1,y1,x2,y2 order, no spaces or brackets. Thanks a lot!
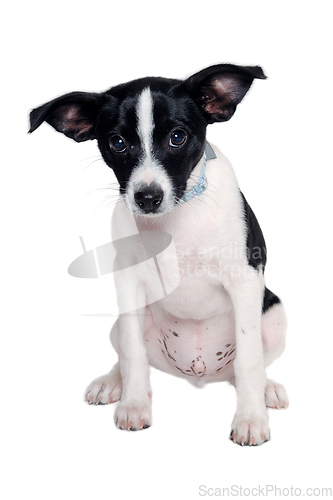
115,399,152,431
230,414,270,446
85,373,122,405
265,380,289,410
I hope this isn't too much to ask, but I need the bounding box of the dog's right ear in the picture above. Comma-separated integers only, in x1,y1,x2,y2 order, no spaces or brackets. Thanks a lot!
29,91,104,142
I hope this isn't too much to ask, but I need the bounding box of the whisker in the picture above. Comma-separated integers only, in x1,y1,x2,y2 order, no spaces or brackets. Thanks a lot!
81,157,104,172
93,194,120,217
174,195,202,218
83,181,120,199
193,197,215,210
77,155,101,163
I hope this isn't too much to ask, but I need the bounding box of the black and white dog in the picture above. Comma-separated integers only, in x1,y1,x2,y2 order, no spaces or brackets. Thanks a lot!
29,64,288,446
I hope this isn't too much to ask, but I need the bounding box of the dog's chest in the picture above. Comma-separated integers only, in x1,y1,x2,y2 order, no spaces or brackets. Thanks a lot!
159,260,229,319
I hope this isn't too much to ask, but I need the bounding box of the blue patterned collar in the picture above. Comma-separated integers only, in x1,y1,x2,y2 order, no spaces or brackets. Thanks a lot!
179,142,216,203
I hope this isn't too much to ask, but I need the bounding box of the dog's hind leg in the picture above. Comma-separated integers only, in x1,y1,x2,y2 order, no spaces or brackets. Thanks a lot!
261,301,289,409
262,299,287,368
229,300,289,411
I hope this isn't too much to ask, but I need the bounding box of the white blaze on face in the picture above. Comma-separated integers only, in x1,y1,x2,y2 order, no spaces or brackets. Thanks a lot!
137,87,154,161
125,87,174,214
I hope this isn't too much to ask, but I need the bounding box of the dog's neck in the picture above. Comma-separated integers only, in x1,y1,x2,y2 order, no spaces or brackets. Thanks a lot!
179,154,207,203
180,142,216,203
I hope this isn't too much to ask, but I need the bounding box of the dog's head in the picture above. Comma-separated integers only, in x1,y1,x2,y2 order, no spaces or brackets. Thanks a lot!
29,64,266,215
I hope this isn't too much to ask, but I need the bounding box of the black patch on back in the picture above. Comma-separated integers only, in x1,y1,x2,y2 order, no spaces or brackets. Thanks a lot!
262,287,281,313
240,193,281,314
240,191,267,271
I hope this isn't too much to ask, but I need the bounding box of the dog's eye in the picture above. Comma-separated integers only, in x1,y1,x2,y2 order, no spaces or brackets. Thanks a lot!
169,129,187,148
109,135,127,153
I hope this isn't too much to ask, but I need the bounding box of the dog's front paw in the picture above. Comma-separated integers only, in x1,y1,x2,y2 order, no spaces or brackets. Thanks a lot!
230,411,270,446
114,398,152,431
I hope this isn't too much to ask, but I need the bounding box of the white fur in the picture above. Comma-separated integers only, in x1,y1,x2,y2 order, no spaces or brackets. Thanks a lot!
86,145,287,443
136,87,154,157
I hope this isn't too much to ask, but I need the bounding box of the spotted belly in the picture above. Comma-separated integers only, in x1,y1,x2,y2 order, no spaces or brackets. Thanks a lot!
144,309,236,382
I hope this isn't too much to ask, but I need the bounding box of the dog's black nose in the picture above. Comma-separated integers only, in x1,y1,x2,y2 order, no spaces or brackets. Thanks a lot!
134,185,164,213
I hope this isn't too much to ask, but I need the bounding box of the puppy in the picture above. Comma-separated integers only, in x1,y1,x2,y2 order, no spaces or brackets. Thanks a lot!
29,64,288,446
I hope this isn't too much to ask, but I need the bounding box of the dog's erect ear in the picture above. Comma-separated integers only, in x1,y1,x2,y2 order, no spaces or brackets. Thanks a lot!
185,64,267,123
29,92,104,142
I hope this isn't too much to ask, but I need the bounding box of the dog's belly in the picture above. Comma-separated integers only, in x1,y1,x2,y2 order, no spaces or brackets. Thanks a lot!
144,301,236,383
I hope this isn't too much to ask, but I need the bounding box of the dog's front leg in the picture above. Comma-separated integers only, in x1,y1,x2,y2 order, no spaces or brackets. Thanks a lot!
227,268,269,446
114,274,152,431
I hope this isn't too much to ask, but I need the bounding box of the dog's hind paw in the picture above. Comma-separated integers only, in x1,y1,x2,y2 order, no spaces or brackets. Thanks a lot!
265,379,289,409
85,364,122,405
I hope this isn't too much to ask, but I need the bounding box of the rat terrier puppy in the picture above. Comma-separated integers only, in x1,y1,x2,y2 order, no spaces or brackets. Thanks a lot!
29,64,288,445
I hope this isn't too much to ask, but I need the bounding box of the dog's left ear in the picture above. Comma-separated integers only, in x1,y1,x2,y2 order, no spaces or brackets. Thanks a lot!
185,64,267,123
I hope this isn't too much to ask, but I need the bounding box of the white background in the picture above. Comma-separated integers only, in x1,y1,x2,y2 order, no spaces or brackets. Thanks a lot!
2,1,332,498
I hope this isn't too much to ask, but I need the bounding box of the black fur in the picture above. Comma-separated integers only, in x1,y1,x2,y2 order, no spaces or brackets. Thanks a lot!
240,192,281,313
96,78,207,197
240,191,267,271
262,287,281,314
29,64,266,200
